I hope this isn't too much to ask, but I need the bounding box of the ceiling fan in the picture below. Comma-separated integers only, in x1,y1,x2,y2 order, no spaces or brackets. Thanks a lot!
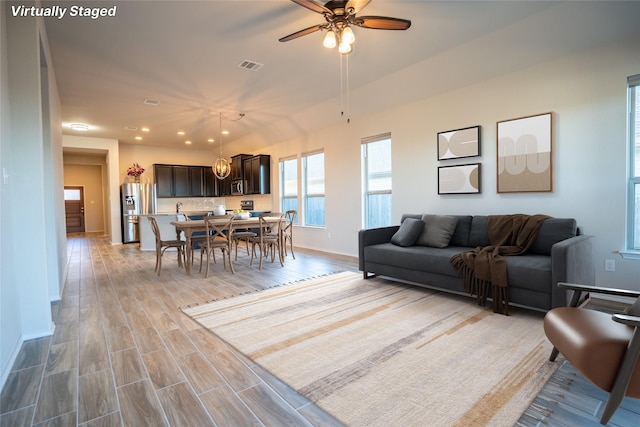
279,0,411,54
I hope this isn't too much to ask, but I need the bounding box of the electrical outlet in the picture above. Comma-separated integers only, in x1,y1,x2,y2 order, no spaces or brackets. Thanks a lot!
604,259,616,272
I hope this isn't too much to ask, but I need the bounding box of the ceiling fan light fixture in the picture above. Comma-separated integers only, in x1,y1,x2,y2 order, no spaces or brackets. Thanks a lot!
323,29,337,49
341,26,355,44
338,40,352,54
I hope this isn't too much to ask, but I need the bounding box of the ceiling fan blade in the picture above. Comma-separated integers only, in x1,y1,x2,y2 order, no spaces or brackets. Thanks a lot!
345,0,372,14
290,0,332,15
356,16,412,30
279,24,325,42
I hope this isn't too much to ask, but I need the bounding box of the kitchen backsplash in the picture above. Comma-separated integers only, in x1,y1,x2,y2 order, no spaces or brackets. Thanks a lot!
156,194,272,214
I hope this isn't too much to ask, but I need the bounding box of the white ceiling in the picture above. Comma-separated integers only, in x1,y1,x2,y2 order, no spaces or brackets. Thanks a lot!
43,1,640,153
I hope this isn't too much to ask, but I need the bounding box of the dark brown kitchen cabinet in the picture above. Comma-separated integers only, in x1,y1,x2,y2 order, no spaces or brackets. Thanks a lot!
155,164,217,198
231,154,252,181
189,166,204,197
154,165,174,198
219,175,231,196
203,167,218,197
243,155,271,194
173,166,190,197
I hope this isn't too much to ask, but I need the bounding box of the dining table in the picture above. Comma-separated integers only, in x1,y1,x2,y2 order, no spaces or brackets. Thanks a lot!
170,216,282,275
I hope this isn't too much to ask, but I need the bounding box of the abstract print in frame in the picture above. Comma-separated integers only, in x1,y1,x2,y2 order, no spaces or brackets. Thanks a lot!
497,112,553,193
438,163,481,194
437,125,480,160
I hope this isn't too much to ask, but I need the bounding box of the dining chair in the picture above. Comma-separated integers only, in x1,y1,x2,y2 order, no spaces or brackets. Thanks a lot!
148,216,186,276
249,212,285,270
183,213,208,264
283,209,297,259
199,214,235,277
231,225,257,261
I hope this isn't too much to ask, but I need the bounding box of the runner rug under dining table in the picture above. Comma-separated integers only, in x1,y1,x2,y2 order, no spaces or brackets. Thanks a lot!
182,271,559,426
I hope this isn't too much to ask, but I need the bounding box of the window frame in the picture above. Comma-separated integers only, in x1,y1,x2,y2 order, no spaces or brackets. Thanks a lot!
279,156,298,223
625,74,640,258
361,132,392,229
301,151,325,227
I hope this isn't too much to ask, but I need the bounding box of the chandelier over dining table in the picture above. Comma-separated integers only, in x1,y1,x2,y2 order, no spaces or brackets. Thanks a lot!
212,112,245,180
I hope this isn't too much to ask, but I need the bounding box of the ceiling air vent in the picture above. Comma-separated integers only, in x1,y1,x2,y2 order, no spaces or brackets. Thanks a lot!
143,98,160,106
125,126,138,131
238,60,264,71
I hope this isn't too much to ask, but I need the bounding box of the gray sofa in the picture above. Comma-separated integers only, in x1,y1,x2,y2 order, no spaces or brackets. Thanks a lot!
358,214,595,311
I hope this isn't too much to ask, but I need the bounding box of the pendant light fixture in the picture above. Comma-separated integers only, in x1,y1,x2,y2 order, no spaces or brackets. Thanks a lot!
212,113,231,180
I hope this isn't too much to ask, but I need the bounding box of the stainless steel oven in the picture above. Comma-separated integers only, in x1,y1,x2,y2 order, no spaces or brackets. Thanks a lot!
231,179,244,196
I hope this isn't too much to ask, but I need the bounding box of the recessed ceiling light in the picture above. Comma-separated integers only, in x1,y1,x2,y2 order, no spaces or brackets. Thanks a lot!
177,131,185,135
185,140,192,145
70,123,89,131
222,130,230,135
208,138,214,143
135,136,143,140
141,127,150,132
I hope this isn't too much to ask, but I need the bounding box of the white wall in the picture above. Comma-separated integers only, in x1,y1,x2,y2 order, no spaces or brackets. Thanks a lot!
240,34,640,291
0,0,20,388
1,1,66,387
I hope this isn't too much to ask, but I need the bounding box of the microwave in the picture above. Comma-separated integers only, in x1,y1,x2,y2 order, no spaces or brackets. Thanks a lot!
231,179,244,196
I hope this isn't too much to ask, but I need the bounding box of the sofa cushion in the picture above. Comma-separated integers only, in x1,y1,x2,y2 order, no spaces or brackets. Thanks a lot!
364,243,462,276
529,218,578,255
416,214,459,248
468,216,490,247
391,218,424,247
449,215,473,247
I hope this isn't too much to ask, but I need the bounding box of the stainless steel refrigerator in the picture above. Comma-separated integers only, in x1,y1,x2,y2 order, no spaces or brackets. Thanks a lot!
121,183,156,243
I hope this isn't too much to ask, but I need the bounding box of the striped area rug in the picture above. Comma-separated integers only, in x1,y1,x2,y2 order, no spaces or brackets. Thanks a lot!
183,271,559,426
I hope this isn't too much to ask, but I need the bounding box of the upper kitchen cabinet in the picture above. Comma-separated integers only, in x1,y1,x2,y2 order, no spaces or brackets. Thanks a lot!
154,164,174,198
243,155,271,194
231,154,252,181
203,167,218,197
154,164,218,198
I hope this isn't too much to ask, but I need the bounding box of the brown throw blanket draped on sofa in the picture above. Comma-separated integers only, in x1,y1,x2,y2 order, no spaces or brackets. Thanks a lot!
450,214,550,315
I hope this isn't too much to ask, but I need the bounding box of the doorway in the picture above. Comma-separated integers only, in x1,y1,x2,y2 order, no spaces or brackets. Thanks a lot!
64,186,85,232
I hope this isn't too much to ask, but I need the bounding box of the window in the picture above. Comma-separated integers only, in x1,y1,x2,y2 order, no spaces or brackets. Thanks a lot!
302,152,325,227
627,74,640,253
362,133,392,228
279,157,298,224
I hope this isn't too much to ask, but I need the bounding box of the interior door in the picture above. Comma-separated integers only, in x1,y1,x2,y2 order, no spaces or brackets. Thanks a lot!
65,186,85,233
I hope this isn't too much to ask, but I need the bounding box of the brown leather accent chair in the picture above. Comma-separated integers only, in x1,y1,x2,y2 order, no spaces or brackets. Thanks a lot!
543,283,640,425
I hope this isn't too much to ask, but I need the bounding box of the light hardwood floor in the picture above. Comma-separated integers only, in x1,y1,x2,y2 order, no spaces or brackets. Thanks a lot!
1,233,356,426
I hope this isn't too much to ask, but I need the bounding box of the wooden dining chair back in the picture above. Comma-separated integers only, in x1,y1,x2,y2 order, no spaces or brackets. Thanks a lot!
249,212,285,270
183,213,207,264
283,209,297,259
543,282,640,424
148,216,186,276
200,214,235,277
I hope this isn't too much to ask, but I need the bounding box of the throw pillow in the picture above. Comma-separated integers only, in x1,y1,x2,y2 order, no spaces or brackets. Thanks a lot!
416,214,459,248
391,218,424,247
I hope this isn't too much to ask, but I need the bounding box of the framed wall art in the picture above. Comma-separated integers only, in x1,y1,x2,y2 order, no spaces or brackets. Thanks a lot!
497,112,553,193
437,125,480,160
438,163,481,194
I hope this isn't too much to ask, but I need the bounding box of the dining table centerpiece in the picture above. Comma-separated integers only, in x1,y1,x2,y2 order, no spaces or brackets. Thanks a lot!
127,162,145,183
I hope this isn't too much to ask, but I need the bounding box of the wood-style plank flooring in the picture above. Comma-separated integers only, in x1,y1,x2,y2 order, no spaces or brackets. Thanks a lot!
2,233,639,426
1,233,355,426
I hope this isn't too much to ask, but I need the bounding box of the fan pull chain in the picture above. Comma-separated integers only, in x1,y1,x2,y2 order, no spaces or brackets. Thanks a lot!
345,53,350,124
340,52,344,119
339,52,351,124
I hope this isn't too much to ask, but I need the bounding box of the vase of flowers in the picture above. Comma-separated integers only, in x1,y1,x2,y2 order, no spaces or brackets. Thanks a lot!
127,163,145,183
